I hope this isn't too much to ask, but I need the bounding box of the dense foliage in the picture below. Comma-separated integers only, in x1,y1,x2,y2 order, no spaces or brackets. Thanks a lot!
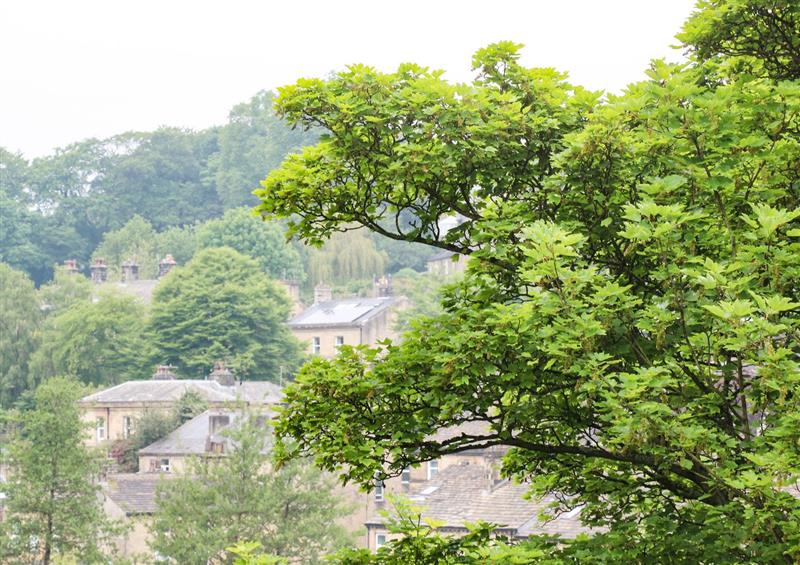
257,1,800,561
150,413,353,563
149,247,303,380
0,377,120,564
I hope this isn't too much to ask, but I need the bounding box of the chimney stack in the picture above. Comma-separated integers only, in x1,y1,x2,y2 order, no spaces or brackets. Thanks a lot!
374,274,392,297
313,282,332,304
152,365,176,380
90,258,108,284
121,259,139,283
63,259,79,274
158,254,177,278
208,361,235,387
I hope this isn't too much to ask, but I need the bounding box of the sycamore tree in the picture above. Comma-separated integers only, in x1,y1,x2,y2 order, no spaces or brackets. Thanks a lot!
31,290,153,387
256,1,800,561
0,377,120,564
149,247,303,380
150,413,353,564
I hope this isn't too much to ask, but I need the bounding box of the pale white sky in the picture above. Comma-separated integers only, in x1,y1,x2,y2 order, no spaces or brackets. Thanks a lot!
0,0,697,159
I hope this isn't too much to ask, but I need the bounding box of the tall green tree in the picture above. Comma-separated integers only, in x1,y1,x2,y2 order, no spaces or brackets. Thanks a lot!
0,264,42,407
197,207,304,281
92,214,161,279
37,265,93,315
257,6,800,560
209,90,319,209
150,413,353,563
149,247,302,380
0,377,120,564
30,291,153,386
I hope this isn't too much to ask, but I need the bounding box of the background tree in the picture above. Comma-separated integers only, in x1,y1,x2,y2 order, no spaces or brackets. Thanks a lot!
0,377,120,564
149,247,303,380
37,265,93,315
258,10,800,561
197,207,304,281
91,215,161,279
0,264,42,407
150,413,353,563
209,90,319,208
307,230,388,285
30,291,153,387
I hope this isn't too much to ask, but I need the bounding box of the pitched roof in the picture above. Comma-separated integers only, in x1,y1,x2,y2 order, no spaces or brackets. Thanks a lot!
79,379,283,405
288,297,394,328
369,463,592,539
103,473,169,515
138,409,273,457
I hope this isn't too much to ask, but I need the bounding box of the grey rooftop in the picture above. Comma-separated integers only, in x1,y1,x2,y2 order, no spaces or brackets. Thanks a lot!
288,297,394,328
138,408,273,457
79,379,283,405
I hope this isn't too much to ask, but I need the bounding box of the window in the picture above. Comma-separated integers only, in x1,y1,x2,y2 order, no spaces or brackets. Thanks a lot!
374,471,385,501
122,416,134,439
96,417,106,441
159,458,171,472
427,460,439,480
335,335,344,348
401,468,411,485
312,336,321,355
375,533,387,548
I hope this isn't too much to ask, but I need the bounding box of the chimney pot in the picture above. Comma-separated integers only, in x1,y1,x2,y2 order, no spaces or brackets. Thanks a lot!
63,259,79,274
152,365,176,380
90,258,108,284
158,254,177,278
313,282,332,304
121,259,139,283
208,360,235,387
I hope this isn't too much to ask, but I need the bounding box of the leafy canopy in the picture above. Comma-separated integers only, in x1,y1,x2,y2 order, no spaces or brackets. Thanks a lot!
149,247,303,380
257,8,800,562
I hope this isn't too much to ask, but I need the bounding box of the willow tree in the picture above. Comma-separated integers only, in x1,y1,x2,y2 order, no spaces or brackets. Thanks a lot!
256,0,800,561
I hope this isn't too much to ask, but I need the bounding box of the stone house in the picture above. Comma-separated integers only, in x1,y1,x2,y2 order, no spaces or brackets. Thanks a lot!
288,294,398,358
78,363,282,448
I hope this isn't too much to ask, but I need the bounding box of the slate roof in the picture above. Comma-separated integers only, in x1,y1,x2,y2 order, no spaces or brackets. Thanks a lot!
79,379,283,406
288,297,394,328
103,473,168,515
368,463,592,539
138,409,273,457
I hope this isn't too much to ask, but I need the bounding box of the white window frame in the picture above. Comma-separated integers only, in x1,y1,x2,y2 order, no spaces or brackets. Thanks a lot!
401,468,411,485
159,458,171,472
96,417,106,441
122,416,134,439
335,335,344,348
312,336,321,355
427,460,439,480
374,480,385,501
375,533,387,548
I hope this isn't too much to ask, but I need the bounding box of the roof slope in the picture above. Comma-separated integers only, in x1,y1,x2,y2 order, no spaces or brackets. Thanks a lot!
79,379,283,405
373,463,592,538
103,473,168,514
288,297,394,328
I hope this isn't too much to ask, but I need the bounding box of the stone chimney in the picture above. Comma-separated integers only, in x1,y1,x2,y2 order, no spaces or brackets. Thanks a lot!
158,254,177,278
208,361,235,387
374,274,392,297
313,282,332,305
90,258,108,284
152,365,176,380
121,259,139,283
63,259,79,274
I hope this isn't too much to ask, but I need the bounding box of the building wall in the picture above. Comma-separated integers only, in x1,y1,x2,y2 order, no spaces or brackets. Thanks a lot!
103,497,153,559
81,405,171,448
138,455,191,475
427,255,467,276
